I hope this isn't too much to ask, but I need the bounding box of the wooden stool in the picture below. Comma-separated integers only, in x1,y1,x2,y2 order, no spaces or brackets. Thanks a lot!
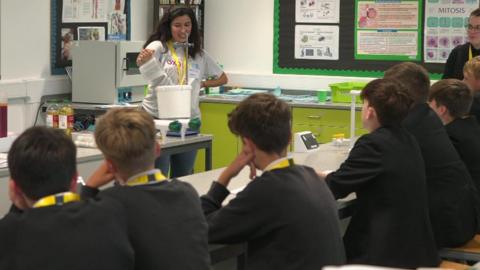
439,234,480,262
439,260,470,270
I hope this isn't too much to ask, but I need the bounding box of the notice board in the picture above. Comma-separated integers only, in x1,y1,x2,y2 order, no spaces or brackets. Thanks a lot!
51,0,131,75
273,0,462,79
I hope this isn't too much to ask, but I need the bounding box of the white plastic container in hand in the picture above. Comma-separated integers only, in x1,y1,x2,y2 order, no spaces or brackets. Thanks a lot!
139,41,164,84
139,57,164,83
155,85,192,119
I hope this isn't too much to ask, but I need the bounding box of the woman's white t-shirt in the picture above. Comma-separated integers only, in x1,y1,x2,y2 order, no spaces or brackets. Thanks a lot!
142,41,224,119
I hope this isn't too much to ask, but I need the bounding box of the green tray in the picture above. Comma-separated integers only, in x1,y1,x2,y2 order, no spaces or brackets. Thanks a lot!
329,82,367,103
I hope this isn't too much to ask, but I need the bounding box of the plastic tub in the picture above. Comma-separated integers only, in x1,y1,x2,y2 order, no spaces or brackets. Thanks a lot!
329,82,367,103
155,85,191,119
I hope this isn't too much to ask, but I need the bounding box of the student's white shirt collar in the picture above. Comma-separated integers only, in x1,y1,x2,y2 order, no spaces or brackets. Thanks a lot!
263,155,292,172
126,169,163,184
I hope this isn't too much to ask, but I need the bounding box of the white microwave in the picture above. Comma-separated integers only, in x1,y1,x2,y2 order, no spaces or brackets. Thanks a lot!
72,40,145,104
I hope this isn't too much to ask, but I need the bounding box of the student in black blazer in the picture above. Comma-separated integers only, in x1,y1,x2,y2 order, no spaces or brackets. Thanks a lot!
0,127,134,270
385,63,478,248
201,93,345,270
429,79,480,199
81,108,210,270
319,79,440,268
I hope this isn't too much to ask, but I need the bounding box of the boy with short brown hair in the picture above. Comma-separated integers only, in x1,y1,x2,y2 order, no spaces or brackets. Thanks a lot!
321,79,439,268
201,93,346,270
385,62,478,249
0,126,134,270
429,79,480,198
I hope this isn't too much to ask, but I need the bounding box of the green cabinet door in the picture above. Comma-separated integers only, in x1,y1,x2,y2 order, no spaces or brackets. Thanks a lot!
194,102,238,172
292,107,367,143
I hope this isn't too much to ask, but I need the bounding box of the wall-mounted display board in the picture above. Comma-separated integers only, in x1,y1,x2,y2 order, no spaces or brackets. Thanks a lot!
274,0,478,79
51,0,131,75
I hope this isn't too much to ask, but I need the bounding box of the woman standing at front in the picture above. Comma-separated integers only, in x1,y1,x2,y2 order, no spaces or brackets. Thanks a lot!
137,7,228,177
443,8,480,79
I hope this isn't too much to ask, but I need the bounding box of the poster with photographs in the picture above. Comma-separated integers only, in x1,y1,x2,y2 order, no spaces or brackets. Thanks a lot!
78,26,106,40
60,28,75,64
108,12,127,40
51,0,130,74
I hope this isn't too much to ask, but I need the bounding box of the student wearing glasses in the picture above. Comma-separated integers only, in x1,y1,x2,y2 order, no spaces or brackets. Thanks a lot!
443,8,480,79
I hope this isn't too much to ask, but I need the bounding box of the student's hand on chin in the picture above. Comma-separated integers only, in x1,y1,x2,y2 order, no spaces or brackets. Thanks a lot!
218,150,255,186
86,161,115,188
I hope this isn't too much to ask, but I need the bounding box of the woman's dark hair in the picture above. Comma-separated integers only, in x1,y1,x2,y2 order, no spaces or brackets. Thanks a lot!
471,8,480,18
144,7,202,58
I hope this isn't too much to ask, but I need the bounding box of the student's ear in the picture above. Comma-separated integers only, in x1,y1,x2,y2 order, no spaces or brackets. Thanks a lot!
105,158,118,174
365,106,377,121
69,171,79,193
154,141,161,158
8,179,21,200
8,179,30,210
242,137,256,154
437,104,448,117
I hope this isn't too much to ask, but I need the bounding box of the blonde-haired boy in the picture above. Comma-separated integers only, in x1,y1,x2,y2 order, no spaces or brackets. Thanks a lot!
82,108,210,270
93,107,157,177
462,55,480,124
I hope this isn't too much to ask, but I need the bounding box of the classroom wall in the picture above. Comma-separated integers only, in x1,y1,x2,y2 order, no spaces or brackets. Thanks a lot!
0,0,154,133
203,0,374,90
0,0,372,134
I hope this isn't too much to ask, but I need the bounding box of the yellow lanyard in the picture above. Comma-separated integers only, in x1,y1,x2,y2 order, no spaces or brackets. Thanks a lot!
33,192,80,208
167,40,187,85
470,44,473,61
126,171,167,186
265,158,295,172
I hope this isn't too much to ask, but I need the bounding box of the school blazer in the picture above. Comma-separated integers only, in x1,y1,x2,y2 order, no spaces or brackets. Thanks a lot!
403,104,478,248
326,126,440,268
445,117,480,195
0,199,134,270
202,165,346,270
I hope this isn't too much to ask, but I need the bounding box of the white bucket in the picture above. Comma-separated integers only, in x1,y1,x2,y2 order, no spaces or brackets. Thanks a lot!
155,85,191,119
